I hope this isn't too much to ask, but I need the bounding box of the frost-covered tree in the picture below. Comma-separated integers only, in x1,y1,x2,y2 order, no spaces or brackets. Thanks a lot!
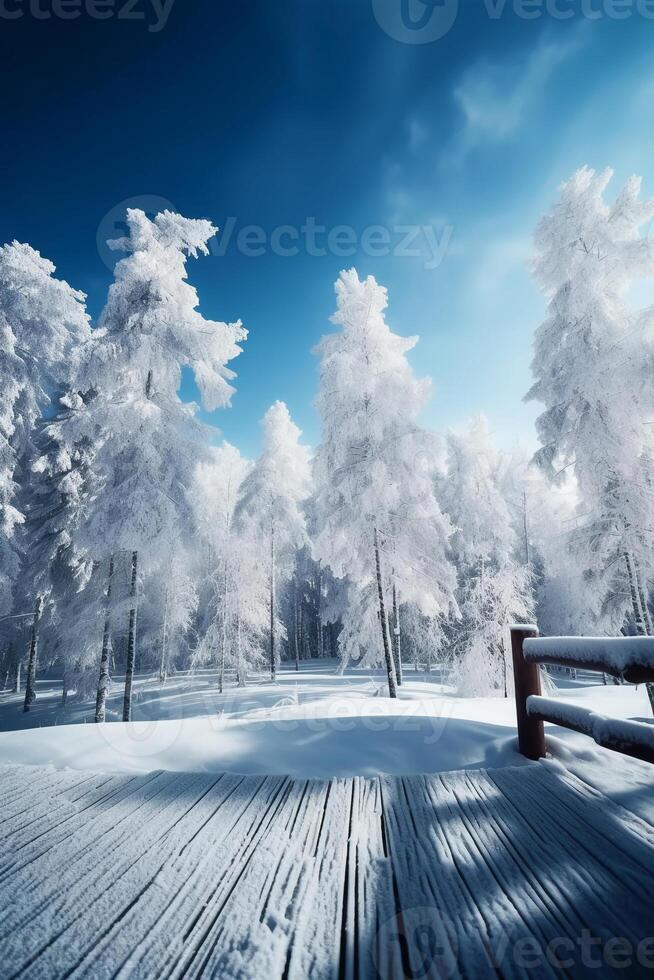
235,401,311,681
71,209,246,720
193,442,252,690
527,167,654,640
312,269,456,696
0,243,90,620
442,417,533,697
19,390,103,708
0,243,90,706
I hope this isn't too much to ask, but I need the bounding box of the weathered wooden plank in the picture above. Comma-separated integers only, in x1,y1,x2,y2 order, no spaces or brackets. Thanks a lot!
0,772,215,972
380,773,496,978
1,762,653,980
489,765,654,951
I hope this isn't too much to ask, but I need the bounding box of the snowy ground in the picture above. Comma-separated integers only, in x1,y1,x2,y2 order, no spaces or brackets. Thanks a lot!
0,661,653,820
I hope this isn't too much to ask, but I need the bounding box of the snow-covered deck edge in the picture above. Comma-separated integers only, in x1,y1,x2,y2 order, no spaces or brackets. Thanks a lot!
527,694,654,764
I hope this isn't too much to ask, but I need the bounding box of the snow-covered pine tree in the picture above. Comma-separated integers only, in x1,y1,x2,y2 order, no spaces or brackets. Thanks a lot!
527,168,654,646
0,242,90,705
73,208,246,721
193,441,252,691
441,417,533,697
235,401,311,682
20,390,103,709
312,269,457,696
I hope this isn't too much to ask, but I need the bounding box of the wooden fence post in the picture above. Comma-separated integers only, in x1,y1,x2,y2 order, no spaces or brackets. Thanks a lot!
511,625,545,760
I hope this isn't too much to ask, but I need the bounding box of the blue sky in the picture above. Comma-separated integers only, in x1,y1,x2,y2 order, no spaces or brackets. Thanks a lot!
2,1,654,458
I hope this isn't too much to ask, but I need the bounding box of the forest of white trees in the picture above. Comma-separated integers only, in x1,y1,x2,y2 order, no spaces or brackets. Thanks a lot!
3,167,654,714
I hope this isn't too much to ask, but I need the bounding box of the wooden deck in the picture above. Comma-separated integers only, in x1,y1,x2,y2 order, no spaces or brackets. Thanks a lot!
0,762,653,979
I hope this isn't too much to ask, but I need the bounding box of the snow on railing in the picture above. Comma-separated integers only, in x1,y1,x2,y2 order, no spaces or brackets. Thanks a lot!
510,626,654,764
527,695,654,765
523,635,654,685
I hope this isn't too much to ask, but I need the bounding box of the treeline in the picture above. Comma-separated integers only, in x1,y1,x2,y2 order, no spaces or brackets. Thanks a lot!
2,167,654,716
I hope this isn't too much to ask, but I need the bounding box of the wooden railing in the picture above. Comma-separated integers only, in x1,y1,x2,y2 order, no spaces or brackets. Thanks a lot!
510,625,654,764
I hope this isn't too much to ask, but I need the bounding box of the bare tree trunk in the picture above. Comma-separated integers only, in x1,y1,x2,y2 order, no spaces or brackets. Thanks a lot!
374,527,397,699
269,524,276,682
219,563,227,695
4,642,13,691
236,602,245,688
14,656,21,694
122,551,139,723
95,555,114,723
391,580,403,686
625,552,647,635
294,583,300,673
523,488,530,567
159,584,169,685
624,553,654,712
631,559,654,711
23,596,43,712
317,569,323,660
634,558,653,635
61,668,68,707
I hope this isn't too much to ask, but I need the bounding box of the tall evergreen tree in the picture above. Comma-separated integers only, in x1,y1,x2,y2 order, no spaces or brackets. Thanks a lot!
68,209,246,720
193,442,252,691
0,243,90,705
527,167,654,641
441,417,533,696
312,269,456,696
235,401,311,681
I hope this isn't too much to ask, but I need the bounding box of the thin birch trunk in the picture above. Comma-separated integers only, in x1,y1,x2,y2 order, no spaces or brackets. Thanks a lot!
219,563,227,695
122,550,138,723
5,643,13,691
391,580,403,686
159,584,169,685
629,557,654,712
501,640,508,699
625,552,647,635
317,570,323,660
269,524,276,683
374,527,397,699
236,602,245,688
23,596,43,712
294,583,300,673
14,656,21,694
523,489,530,566
95,555,114,723
634,558,653,635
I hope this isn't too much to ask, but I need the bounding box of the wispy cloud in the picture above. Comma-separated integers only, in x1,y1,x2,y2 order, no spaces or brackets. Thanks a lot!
449,31,583,162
